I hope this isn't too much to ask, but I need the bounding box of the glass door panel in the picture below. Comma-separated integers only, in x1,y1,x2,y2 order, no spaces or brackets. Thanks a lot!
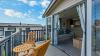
92,0,100,56
47,16,52,39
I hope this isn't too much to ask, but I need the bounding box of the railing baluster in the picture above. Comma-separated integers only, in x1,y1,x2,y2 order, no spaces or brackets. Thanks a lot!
39,30,41,41
1,45,3,56
36,31,38,41
37,30,39,41
0,46,1,56
11,32,13,56
5,42,8,56
39,30,40,41
9,37,11,56
24,31,26,42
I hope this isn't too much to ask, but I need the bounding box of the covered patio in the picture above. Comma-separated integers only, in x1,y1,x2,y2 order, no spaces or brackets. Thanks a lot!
55,6,82,56
43,0,86,56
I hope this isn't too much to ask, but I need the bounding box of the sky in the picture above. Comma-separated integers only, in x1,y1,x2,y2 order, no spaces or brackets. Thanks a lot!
0,0,51,25
92,0,100,20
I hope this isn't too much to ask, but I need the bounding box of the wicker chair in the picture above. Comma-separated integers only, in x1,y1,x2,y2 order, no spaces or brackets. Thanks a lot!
33,40,51,56
25,32,36,46
28,32,36,40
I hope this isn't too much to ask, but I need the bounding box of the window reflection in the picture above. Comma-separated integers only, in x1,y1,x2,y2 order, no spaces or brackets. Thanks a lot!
92,0,100,56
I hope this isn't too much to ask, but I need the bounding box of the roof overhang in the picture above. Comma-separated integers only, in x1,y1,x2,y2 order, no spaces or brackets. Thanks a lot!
43,0,83,18
43,0,61,18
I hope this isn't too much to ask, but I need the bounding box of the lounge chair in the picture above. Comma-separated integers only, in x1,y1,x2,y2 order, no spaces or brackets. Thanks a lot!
33,40,51,56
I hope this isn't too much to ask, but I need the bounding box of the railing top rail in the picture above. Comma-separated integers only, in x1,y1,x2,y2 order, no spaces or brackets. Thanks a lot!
23,29,45,31
0,30,45,46
0,31,20,46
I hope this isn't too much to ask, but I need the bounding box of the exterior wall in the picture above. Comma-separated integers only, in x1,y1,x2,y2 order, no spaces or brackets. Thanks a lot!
16,27,20,32
22,27,26,30
4,27,7,31
2,26,43,32
0,27,4,38
30,27,43,30
48,0,82,16
2,26,43,38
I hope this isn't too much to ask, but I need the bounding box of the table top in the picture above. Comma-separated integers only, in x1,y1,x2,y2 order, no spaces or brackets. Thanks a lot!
13,41,45,53
13,44,33,52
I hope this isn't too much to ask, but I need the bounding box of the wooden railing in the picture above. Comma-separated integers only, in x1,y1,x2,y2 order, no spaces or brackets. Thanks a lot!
0,30,45,56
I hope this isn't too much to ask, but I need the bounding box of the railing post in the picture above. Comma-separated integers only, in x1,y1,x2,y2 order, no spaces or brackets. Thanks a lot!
0,46,1,56
36,30,37,41
46,17,48,41
21,31,24,43
5,42,8,56
11,32,13,56
24,30,26,42
1,44,6,56
0,45,3,56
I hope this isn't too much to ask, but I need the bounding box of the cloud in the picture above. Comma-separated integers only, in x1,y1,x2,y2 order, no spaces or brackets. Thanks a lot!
18,0,28,4
18,0,37,7
3,9,38,24
4,9,15,17
4,9,26,18
38,15,42,19
41,0,50,8
29,1,37,7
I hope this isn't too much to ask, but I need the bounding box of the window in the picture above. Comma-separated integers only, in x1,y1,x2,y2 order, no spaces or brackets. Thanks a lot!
8,27,16,31
0,28,4,36
26,28,30,31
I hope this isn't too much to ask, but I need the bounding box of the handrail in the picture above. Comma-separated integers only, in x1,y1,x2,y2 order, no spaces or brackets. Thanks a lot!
0,31,20,56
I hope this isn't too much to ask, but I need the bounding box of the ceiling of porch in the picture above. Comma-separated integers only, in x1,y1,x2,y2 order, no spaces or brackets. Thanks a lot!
59,7,79,20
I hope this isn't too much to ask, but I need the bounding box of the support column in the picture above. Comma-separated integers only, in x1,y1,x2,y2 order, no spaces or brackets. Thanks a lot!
46,17,48,40
46,14,59,45
51,15,54,44
86,0,92,56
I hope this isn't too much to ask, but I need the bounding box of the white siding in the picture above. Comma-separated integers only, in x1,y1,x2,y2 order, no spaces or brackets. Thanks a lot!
16,27,20,32
30,27,43,30
22,27,26,30
4,27,8,31
50,0,82,15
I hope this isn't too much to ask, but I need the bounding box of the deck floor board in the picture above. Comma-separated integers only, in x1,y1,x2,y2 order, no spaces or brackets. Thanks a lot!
46,45,68,56
56,38,81,56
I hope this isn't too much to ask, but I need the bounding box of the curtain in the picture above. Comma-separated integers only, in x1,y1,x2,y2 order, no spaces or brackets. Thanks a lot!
54,14,60,30
57,15,60,30
76,3,85,56
53,14,60,45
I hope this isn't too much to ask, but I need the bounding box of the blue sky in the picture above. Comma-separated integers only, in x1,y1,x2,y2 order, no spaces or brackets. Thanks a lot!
92,0,100,20
0,0,51,25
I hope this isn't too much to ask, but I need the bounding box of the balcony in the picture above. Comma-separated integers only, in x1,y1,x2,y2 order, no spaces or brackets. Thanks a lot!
0,30,45,56
0,30,69,56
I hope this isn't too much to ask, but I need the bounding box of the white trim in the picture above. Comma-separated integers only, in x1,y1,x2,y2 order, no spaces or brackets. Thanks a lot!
86,0,92,56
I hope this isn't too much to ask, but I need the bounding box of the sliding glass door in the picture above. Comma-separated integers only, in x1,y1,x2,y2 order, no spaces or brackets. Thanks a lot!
92,0,100,56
